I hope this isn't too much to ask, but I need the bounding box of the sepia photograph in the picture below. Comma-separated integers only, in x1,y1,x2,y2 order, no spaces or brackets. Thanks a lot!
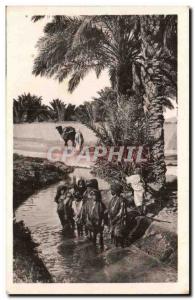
6,6,189,295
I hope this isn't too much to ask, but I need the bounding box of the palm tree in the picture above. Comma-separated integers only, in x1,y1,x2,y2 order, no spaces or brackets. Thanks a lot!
13,93,50,123
49,99,76,121
92,87,117,122
64,103,76,121
49,99,67,121
32,15,143,98
139,15,177,187
13,98,27,123
32,15,177,189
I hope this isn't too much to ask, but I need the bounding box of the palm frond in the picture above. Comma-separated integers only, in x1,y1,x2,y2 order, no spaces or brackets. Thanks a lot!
31,15,45,22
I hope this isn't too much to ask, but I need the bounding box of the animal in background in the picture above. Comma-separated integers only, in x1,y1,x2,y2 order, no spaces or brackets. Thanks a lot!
56,126,76,146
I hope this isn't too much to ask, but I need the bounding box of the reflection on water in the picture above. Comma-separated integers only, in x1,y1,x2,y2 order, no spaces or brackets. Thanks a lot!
15,168,177,283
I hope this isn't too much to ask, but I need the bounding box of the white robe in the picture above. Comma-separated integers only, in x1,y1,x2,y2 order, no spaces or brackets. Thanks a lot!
75,131,83,151
126,174,145,207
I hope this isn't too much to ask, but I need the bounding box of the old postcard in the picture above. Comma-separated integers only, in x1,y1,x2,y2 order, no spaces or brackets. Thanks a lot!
6,6,189,295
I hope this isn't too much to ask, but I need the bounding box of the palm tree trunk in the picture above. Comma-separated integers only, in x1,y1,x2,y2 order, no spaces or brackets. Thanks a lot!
13,106,19,123
115,63,133,96
146,81,166,189
139,16,169,191
57,105,61,122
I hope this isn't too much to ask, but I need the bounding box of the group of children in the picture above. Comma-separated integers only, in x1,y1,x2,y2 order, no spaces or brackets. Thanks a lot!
54,166,146,246
54,178,105,234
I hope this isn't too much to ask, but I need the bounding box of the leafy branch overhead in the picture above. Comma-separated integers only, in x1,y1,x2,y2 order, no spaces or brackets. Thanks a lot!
32,15,176,99
31,14,177,188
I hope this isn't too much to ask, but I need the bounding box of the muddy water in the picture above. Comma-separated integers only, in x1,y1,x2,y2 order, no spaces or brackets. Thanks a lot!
15,168,177,283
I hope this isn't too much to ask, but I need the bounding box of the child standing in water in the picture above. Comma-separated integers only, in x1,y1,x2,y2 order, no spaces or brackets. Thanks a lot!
54,185,67,226
54,185,74,229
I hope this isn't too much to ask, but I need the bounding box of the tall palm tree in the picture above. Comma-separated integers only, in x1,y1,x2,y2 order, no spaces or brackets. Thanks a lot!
139,15,177,187
32,15,177,189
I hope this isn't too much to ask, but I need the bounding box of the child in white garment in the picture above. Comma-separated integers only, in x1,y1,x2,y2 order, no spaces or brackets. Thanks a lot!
125,167,146,214
75,130,84,152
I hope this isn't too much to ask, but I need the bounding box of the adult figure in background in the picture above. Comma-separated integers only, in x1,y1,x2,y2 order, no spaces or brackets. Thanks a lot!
75,129,84,152
126,167,146,215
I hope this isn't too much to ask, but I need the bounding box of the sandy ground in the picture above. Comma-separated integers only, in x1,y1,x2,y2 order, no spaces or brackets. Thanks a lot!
14,122,177,175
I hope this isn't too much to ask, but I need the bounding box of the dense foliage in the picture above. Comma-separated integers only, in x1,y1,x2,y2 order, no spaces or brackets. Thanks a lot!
13,94,78,123
13,93,50,123
29,15,177,189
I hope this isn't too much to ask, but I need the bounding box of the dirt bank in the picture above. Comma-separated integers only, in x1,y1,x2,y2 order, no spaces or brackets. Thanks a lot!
135,207,177,269
13,220,53,283
13,154,74,283
13,153,73,209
